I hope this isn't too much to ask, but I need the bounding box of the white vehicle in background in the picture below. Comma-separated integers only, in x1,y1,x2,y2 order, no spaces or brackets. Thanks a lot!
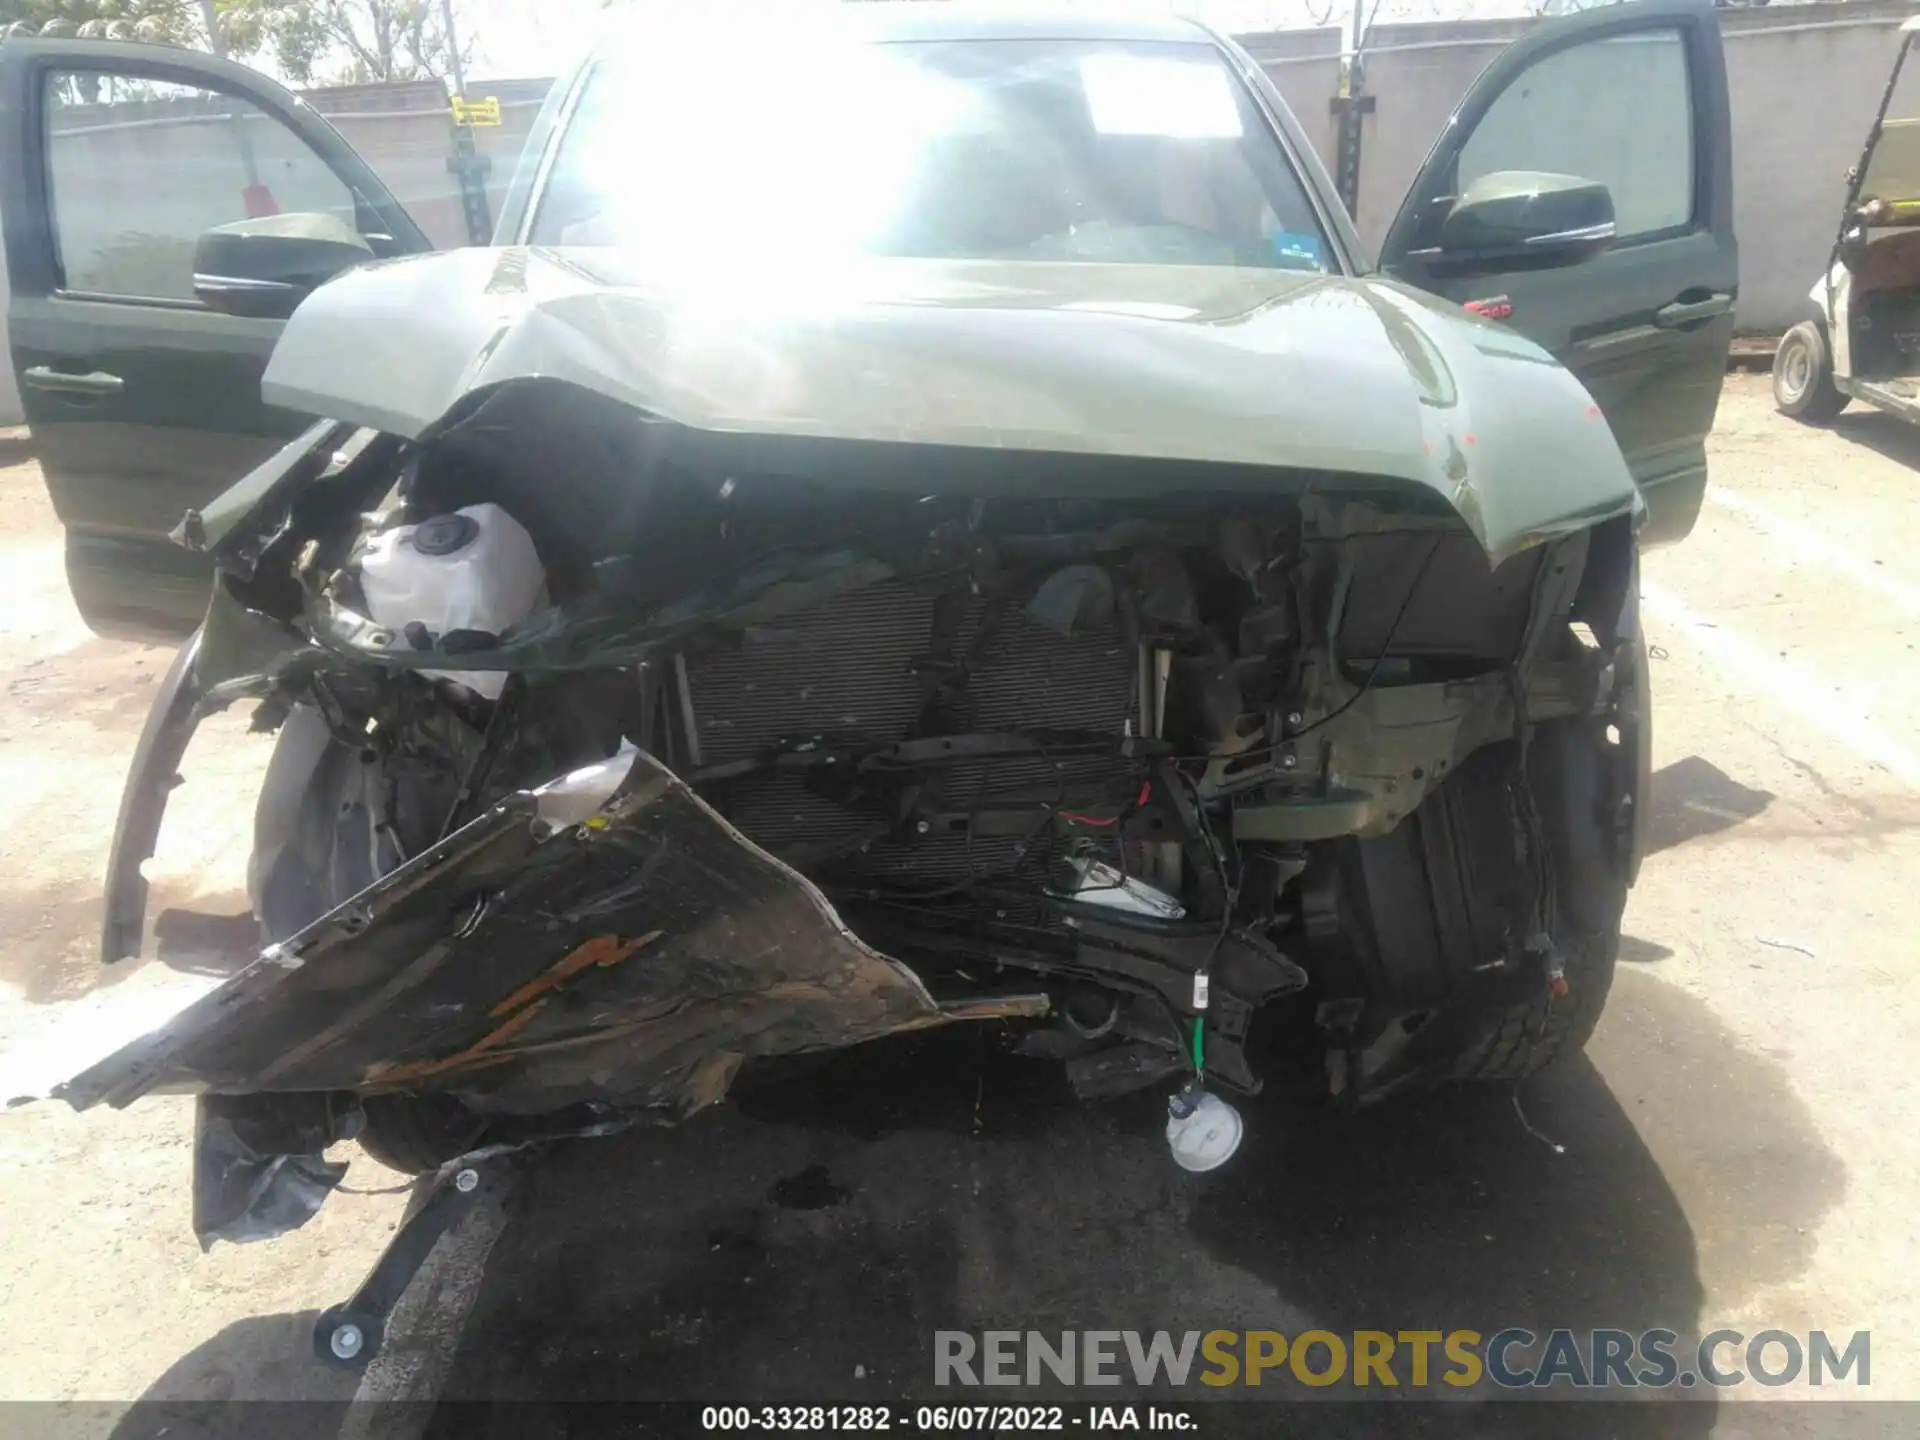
1775,16,1920,423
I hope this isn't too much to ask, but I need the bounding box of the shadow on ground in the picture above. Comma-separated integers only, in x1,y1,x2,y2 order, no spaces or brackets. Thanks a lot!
1619,935,1677,963
0,881,258,1006
85,1311,359,1440
104,966,1842,1440
1830,405,1920,470
1644,756,1775,857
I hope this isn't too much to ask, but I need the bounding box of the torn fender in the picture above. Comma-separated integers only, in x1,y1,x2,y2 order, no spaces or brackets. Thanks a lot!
100,627,202,963
61,748,1042,1117
192,1091,354,1248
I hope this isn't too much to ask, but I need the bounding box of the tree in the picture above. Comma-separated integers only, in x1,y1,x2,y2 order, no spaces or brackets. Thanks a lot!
0,0,201,44
217,0,473,86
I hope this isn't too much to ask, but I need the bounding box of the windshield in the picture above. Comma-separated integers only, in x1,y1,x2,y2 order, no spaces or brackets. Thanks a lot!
530,38,1332,273
1861,38,1920,211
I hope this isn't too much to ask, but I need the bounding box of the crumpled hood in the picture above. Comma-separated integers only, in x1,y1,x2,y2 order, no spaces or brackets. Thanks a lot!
264,247,1639,564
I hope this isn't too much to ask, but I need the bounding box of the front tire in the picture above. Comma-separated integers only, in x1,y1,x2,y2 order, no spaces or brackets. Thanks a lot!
1307,730,1627,1097
356,1093,489,1175
1772,320,1847,422
1393,742,1624,1085
1456,619,1643,1081
1453,930,1619,1081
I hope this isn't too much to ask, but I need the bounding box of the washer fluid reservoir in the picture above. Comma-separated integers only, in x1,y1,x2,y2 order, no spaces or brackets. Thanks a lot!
358,504,544,700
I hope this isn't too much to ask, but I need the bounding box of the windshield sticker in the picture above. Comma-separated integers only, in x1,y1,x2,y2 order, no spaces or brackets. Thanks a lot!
1270,231,1325,270
1079,56,1244,139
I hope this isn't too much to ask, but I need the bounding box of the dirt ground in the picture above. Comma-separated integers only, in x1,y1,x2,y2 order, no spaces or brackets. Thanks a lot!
1,373,1917,1431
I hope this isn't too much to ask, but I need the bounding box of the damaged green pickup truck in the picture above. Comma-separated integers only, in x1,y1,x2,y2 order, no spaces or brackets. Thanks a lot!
3,0,1732,1255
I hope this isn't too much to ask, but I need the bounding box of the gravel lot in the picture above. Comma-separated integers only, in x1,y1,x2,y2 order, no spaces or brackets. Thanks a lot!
1,373,1916,1432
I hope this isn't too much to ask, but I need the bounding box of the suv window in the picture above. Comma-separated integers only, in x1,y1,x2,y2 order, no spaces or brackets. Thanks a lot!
1457,28,1693,242
532,39,1332,273
45,71,358,302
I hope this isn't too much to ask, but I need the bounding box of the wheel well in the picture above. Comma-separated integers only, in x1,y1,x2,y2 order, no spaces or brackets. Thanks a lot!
1296,701,1631,1098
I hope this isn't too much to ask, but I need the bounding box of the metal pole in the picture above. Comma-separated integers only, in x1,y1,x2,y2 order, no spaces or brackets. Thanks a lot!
1331,1,1376,220
437,0,494,246
440,0,468,97
199,0,270,203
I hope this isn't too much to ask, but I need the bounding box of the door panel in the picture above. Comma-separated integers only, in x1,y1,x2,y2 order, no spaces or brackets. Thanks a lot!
13,293,291,636
1379,0,1734,549
0,41,430,639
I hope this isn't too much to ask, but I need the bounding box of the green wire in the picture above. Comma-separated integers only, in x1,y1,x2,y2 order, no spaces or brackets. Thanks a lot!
1192,1017,1205,1074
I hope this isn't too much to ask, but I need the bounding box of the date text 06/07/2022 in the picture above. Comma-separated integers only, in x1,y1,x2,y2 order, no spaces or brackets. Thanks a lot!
700,1404,1196,1432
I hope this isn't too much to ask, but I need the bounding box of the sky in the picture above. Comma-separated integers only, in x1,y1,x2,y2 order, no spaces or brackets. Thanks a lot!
462,0,616,81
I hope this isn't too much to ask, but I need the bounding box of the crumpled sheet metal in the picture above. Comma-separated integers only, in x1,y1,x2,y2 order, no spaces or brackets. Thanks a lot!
192,1092,354,1247
59,749,1041,1118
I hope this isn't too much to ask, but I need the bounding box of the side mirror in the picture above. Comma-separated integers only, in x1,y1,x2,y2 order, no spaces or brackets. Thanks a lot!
1432,171,1616,275
192,213,374,320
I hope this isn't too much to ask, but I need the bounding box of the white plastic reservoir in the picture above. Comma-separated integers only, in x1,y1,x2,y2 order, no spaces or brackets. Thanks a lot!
359,504,545,700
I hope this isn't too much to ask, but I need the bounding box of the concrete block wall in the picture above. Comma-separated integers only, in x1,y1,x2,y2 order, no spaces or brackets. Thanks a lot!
306,76,553,248
1236,25,1343,181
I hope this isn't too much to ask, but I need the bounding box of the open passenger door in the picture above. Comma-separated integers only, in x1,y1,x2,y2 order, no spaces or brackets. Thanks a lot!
0,39,432,638
1378,0,1735,547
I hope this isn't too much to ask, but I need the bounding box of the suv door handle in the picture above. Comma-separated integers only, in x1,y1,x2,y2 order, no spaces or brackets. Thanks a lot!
1654,294,1733,329
24,366,125,396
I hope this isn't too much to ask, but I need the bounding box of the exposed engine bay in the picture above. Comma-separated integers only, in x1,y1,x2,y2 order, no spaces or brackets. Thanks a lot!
69,382,1646,1240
